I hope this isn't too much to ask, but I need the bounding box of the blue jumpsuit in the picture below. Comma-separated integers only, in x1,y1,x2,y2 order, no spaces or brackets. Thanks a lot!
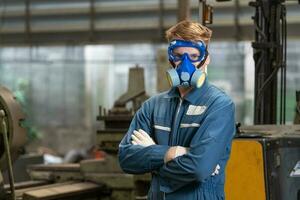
118,79,236,200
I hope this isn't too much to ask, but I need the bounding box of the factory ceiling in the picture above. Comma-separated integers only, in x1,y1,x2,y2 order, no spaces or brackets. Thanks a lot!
0,0,299,45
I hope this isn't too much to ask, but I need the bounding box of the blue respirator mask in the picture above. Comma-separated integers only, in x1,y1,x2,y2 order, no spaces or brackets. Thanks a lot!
166,39,208,88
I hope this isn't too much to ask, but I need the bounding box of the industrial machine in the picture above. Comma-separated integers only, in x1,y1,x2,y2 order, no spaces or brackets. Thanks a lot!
97,66,149,154
0,86,27,200
226,0,300,199
226,125,300,200
0,66,150,200
96,66,151,199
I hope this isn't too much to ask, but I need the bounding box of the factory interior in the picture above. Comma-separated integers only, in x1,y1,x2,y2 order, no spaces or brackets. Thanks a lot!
0,0,300,199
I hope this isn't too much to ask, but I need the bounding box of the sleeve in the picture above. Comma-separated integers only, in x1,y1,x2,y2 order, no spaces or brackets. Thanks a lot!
158,99,236,193
118,98,170,174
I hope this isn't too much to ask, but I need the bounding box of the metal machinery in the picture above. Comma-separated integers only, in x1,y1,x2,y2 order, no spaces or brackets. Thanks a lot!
250,0,287,124
224,0,300,199
96,66,150,198
226,125,300,200
199,0,288,123
0,86,27,200
97,66,149,154
0,66,149,200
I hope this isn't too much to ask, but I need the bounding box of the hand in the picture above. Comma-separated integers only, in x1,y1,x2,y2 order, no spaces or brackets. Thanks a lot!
164,146,189,163
131,129,155,147
211,164,220,176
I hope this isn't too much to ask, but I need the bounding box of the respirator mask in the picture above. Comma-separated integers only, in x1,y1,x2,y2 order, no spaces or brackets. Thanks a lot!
166,39,208,88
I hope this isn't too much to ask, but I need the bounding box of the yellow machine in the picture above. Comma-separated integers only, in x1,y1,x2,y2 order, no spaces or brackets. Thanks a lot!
226,125,300,200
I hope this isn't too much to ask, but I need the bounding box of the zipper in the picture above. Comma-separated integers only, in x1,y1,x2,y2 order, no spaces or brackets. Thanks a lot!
161,98,182,200
169,98,183,145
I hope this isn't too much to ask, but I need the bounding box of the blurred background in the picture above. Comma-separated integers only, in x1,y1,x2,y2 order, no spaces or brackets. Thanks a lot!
0,1,300,200
0,0,299,154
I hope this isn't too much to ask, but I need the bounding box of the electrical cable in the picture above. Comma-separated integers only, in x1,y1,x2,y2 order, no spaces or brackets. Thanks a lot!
283,6,287,123
280,5,284,124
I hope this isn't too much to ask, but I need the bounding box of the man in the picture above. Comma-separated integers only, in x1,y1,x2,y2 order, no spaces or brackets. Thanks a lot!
118,20,235,200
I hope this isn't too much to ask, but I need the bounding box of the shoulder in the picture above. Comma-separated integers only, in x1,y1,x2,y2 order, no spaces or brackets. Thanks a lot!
206,83,235,110
140,90,170,108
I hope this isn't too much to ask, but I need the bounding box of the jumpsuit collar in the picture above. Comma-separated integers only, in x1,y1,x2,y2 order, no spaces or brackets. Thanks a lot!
164,79,209,104
184,79,209,104
164,87,181,99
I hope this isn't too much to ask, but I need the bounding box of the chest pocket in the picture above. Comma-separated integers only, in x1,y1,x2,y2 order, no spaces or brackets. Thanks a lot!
178,114,204,144
153,116,171,145
181,112,204,126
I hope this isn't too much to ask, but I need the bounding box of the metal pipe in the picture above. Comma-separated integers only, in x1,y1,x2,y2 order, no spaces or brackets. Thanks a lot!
177,0,190,21
0,110,16,200
198,0,205,25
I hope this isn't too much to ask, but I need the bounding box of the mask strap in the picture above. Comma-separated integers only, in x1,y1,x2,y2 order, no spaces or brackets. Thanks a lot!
169,59,176,68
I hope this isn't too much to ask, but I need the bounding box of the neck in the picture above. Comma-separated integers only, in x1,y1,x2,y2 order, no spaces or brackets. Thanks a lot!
178,86,193,98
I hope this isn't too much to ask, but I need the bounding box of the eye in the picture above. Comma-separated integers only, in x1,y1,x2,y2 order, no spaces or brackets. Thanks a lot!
189,54,200,61
173,53,182,60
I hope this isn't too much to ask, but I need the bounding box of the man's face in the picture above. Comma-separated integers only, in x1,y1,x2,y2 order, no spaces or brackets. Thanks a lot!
166,39,209,91
172,47,202,68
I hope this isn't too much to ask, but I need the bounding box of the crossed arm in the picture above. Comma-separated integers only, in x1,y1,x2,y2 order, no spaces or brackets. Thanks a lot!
118,99,235,193
131,129,189,163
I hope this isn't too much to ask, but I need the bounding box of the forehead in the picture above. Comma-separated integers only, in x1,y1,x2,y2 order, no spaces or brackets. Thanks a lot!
173,47,200,54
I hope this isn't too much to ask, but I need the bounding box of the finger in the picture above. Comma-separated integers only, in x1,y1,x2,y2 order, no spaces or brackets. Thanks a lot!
138,129,155,145
132,140,138,145
133,130,144,140
138,129,150,138
134,130,146,141
131,134,140,142
131,134,142,144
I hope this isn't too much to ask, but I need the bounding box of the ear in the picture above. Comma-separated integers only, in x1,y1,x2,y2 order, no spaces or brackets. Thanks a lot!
200,55,210,72
204,55,210,66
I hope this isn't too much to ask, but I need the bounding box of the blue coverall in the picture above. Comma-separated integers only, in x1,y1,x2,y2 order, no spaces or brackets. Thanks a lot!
118,79,236,200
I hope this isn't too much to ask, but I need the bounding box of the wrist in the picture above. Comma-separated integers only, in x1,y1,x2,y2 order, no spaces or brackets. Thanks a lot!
164,146,176,163
164,146,189,163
